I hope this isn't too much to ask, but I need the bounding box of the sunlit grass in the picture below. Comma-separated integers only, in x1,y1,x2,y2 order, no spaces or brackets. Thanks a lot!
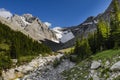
0,43,9,50
92,49,120,61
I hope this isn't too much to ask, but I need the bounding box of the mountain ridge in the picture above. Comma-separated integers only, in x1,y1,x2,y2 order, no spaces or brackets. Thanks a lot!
61,0,120,49
0,14,58,43
0,0,118,51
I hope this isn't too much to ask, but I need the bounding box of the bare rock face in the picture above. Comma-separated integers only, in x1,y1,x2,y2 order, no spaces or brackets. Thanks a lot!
61,16,97,48
0,14,57,42
22,14,36,23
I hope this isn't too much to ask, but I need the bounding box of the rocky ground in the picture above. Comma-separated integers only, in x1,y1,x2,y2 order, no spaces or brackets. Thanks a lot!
1,54,63,80
62,50,120,80
22,59,75,80
1,53,75,80
2,50,120,80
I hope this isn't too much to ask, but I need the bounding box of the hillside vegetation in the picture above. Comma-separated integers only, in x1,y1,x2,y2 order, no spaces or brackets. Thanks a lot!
62,49,120,80
0,22,51,74
62,0,120,79
68,0,120,62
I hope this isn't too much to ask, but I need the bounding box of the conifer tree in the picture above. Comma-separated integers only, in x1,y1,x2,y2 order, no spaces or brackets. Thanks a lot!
74,38,91,60
10,42,17,59
74,38,81,55
97,19,110,51
88,33,97,54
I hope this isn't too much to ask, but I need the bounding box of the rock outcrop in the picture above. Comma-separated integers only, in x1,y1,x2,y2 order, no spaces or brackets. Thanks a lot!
2,54,64,80
22,59,75,80
0,14,57,42
110,61,120,71
1,53,76,80
91,61,101,70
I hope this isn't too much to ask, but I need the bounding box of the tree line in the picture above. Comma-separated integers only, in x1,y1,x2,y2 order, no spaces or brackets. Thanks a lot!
0,22,51,72
73,0,120,61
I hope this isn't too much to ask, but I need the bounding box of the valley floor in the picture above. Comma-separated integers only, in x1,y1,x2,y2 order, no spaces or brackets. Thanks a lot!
1,53,75,80
22,59,75,80
63,49,120,80
1,49,120,80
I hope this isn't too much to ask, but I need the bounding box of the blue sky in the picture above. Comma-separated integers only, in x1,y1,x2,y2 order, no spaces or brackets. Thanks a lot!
0,0,112,27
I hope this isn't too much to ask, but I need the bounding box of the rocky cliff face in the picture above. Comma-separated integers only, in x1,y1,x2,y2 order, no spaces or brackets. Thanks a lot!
0,14,57,42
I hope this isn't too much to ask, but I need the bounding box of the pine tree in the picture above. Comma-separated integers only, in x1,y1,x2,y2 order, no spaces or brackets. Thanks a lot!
88,33,97,54
10,42,17,59
74,38,81,55
96,18,110,51
74,38,91,60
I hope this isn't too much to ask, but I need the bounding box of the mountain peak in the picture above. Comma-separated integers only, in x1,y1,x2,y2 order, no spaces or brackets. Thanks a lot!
22,13,33,17
0,13,58,44
22,14,37,23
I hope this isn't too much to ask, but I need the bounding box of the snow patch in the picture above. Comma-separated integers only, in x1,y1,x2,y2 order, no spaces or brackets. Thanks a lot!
53,27,63,40
20,16,30,26
44,22,52,27
53,27,75,43
60,31,75,43
82,20,98,25
51,38,59,43
53,27,62,33
94,20,98,24
82,22,93,25
74,28,80,30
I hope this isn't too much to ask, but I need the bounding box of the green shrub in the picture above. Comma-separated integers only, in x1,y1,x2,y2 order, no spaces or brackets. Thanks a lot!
53,58,61,68
0,52,12,70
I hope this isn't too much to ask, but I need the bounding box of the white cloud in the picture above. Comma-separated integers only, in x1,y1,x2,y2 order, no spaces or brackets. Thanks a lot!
44,22,52,27
0,8,12,18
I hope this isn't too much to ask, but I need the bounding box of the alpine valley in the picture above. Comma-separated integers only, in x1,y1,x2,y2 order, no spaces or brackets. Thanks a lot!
0,0,120,80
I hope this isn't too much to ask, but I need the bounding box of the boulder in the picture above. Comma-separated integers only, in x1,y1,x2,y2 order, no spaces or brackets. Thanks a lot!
92,75,99,80
91,61,101,70
105,61,110,66
2,69,15,80
110,61,120,71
